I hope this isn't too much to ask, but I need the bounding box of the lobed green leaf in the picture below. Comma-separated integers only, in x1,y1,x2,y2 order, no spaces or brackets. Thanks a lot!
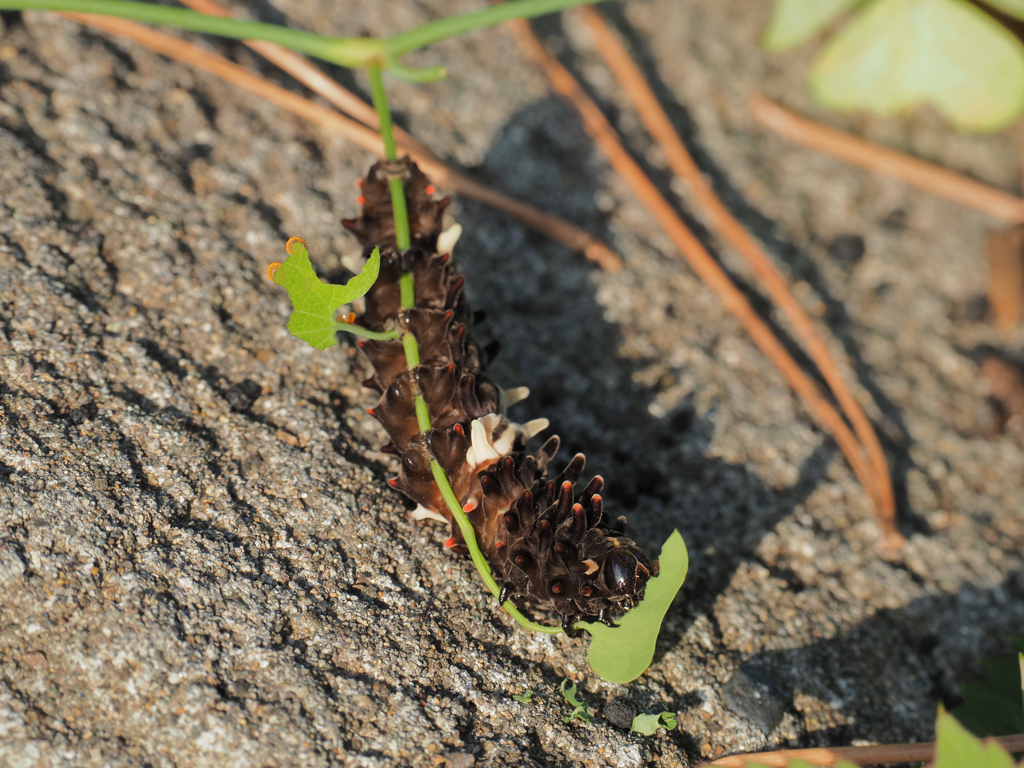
581,530,688,684
810,0,1024,132
559,679,593,724
630,711,677,736
935,708,1018,768
271,239,380,350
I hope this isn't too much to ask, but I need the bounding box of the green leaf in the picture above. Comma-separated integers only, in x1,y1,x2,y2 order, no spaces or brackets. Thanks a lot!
935,708,1017,768
581,530,689,684
558,679,593,724
271,238,381,350
951,636,1024,737
630,711,677,735
762,0,862,51
810,0,1024,132
981,0,1024,20
512,690,534,703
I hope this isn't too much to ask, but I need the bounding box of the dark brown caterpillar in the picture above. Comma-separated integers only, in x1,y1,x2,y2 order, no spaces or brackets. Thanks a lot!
343,158,655,636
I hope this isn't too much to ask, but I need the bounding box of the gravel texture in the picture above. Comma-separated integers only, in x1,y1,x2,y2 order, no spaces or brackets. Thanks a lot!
1,1,1023,766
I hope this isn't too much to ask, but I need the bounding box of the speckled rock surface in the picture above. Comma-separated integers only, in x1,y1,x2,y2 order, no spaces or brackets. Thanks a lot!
1,2,1023,766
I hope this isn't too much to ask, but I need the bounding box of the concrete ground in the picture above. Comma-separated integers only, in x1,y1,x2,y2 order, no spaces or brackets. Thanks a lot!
1,1,1022,766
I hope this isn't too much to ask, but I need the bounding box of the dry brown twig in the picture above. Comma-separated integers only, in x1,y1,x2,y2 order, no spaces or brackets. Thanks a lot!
986,226,1024,335
704,731,1024,767
577,6,897,538
506,17,904,546
57,12,623,271
751,94,1024,224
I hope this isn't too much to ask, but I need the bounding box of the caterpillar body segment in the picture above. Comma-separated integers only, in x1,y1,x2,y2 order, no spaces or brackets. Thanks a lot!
346,158,655,631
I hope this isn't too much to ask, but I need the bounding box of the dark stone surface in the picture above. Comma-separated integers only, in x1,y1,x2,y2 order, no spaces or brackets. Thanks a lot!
722,665,787,736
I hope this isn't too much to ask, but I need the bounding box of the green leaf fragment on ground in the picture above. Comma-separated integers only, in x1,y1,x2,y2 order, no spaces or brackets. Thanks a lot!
558,679,593,724
581,530,688,684
630,711,677,735
810,0,1024,132
512,691,534,703
951,636,1024,737
762,0,861,51
935,709,1017,768
272,240,381,350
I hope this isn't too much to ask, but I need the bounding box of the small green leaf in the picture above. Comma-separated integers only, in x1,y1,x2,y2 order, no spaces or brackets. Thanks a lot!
559,679,593,724
981,0,1024,20
762,0,862,51
582,530,689,684
951,636,1024,737
935,708,1017,768
810,0,1024,132
512,690,534,703
271,238,381,350
630,711,677,735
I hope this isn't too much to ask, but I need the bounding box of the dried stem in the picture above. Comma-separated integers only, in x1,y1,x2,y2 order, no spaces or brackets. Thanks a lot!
57,13,621,271
507,19,897,544
705,732,1024,767
577,8,897,539
751,94,1024,223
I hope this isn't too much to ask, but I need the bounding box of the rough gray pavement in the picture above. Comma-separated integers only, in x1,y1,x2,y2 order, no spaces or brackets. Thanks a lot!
1,1,1023,766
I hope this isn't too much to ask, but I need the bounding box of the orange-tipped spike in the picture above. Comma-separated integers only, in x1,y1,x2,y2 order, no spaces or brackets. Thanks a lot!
444,537,457,549
266,262,281,282
387,477,399,488
354,178,363,188
285,236,306,255
367,407,376,417
356,340,366,348
495,540,505,549
453,423,465,436
463,500,478,513
425,184,436,195
356,195,366,205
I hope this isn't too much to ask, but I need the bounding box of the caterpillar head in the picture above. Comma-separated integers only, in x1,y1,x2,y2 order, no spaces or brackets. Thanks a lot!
598,544,656,609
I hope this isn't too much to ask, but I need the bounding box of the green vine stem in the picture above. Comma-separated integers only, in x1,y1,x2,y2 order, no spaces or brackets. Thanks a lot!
0,0,606,81
368,67,562,636
338,323,398,341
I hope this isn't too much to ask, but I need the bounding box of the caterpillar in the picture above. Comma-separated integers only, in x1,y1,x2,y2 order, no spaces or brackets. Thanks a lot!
343,158,655,636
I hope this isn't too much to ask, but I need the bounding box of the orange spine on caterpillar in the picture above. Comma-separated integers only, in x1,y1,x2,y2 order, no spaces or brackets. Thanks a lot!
343,158,655,636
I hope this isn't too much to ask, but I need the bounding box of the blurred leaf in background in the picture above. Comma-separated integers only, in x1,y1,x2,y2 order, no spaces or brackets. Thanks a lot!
762,0,861,51
765,0,1024,132
951,637,1024,737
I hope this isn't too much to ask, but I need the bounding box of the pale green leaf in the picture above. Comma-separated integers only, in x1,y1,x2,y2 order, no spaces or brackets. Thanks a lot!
981,0,1024,20
512,690,534,703
934,708,1016,768
271,240,381,350
810,0,1024,132
582,530,689,684
762,0,862,51
630,711,677,735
